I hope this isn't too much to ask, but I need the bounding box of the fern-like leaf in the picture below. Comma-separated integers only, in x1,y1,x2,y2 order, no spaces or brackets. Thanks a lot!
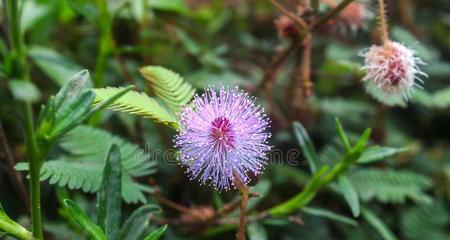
93,87,178,128
16,125,156,204
349,168,432,204
401,202,449,240
140,66,195,110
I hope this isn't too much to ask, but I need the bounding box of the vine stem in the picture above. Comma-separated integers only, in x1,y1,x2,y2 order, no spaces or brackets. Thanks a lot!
378,0,389,44
235,177,249,240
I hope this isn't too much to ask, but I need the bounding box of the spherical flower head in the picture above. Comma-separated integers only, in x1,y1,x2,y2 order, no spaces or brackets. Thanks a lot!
174,87,271,191
360,41,427,106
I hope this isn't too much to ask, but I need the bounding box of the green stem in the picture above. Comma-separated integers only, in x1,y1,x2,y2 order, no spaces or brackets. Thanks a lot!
93,0,113,88
268,129,371,216
23,104,44,240
0,219,33,240
6,0,44,238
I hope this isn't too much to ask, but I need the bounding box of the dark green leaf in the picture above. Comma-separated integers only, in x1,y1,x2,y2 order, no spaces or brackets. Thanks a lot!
97,145,122,240
63,199,106,240
48,90,95,139
362,208,397,240
339,176,360,217
302,206,358,226
120,205,161,240
293,121,318,173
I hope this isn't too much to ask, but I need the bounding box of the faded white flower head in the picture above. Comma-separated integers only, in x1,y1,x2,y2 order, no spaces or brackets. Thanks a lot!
360,41,427,106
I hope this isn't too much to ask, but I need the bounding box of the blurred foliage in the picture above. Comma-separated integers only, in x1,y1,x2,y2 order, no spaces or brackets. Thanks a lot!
0,0,449,239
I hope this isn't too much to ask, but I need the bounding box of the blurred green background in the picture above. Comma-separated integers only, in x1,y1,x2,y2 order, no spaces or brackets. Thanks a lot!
0,0,449,239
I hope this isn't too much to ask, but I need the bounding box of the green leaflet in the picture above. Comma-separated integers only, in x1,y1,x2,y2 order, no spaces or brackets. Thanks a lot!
140,65,196,111
16,125,156,204
93,87,178,128
401,202,449,240
93,66,196,129
350,168,432,204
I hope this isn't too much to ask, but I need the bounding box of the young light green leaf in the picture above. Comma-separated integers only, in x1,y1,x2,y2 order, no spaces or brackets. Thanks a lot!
302,206,358,226
53,70,90,110
357,146,408,164
63,199,106,240
335,118,351,152
97,144,122,239
28,46,84,86
352,128,372,153
362,208,398,240
339,176,360,217
143,225,168,240
293,121,318,173
8,79,41,103
120,205,161,240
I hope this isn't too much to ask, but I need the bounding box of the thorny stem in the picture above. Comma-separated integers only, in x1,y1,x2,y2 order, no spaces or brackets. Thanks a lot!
310,0,356,31
378,0,389,44
235,177,250,240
